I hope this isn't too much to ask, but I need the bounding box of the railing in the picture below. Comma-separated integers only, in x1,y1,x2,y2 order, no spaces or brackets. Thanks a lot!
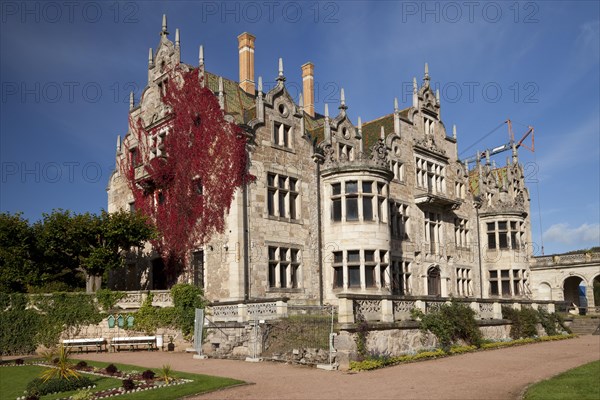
532,252,600,267
115,290,173,309
209,299,288,322
337,294,557,325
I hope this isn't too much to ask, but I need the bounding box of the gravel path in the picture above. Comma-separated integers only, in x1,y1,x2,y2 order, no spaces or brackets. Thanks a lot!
74,335,600,400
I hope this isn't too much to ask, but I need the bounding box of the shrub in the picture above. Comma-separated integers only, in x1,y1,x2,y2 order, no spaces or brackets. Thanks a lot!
15,358,24,365
502,306,539,339
105,363,118,374
95,289,125,311
354,317,370,360
122,378,135,391
158,364,176,384
75,360,88,369
415,300,483,350
142,369,155,380
26,376,93,396
71,388,94,400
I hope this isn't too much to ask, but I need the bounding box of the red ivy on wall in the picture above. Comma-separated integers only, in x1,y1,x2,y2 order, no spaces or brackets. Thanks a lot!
121,67,253,279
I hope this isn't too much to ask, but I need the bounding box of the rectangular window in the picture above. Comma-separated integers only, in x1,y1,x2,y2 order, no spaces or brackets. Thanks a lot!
391,202,410,240
454,218,469,248
487,222,496,249
268,246,301,289
498,222,508,249
267,173,298,220
347,250,360,287
415,156,446,194
490,270,499,296
364,251,375,288
501,269,511,295
333,251,343,288
345,181,358,221
273,122,291,148
425,212,441,254
456,267,472,297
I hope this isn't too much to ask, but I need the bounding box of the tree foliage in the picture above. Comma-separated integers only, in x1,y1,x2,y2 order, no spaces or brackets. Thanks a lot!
0,210,156,293
122,67,254,280
0,212,36,292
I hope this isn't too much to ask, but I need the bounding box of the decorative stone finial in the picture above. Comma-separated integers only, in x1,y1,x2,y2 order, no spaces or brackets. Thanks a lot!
436,89,440,103
452,124,456,139
380,126,385,140
257,76,263,93
394,97,399,112
129,91,134,110
425,62,429,79
277,57,285,82
324,103,329,118
199,45,204,66
299,93,304,108
116,135,121,153
339,88,347,111
485,150,491,165
218,76,225,109
148,48,153,66
358,116,364,151
413,77,418,93
161,14,168,36
175,28,180,46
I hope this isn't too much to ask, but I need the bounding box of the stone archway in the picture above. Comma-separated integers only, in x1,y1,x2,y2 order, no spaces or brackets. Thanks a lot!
427,266,441,297
593,275,600,310
563,276,584,308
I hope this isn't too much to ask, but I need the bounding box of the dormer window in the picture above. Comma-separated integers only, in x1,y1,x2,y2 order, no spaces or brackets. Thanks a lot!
273,121,292,149
338,143,354,161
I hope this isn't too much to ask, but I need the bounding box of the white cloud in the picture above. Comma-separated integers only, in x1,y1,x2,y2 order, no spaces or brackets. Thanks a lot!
543,223,600,246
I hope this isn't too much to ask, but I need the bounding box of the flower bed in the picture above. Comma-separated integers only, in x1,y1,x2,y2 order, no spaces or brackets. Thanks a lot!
349,334,577,371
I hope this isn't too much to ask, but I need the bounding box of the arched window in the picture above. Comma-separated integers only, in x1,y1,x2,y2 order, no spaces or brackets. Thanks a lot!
427,266,441,297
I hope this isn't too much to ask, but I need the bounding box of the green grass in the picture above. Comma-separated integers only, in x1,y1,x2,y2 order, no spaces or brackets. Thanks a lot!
524,360,600,400
0,360,244,400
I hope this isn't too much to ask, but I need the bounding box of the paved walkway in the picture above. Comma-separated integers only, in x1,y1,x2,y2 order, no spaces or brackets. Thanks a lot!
74,335,600,400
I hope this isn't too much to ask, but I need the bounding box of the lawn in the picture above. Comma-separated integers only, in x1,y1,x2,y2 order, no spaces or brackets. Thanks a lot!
0,361,244,400
524,360,600,400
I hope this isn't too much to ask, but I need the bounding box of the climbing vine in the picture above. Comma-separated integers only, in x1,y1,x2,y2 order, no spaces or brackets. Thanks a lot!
122,66,253,280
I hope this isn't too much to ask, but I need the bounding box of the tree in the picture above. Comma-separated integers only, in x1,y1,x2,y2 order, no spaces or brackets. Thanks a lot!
0,212,36,292
122,67,253,282
82,210,156,291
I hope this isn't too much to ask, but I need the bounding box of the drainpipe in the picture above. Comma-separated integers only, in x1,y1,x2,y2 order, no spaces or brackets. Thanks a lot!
476,202,484,299
316,162,324,306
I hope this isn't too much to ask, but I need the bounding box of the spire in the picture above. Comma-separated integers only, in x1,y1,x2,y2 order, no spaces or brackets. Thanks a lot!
452,124,457,139
435,89,440,104
512,143,518,164
324,104,331,142
218,76,224,110
116,135,121,154
256,76,264,121
277,57,285,82
394,97,401,136
160,14,168,36
380,126,385,140
412,77,418,108
298,92,304,108
485,150,491,166
175,28,180,47
423,62,430,87
129,91,134,110
339,88,347,111
199,45,204,66
257,76,263,94
358,116,364,152
148,48,153,66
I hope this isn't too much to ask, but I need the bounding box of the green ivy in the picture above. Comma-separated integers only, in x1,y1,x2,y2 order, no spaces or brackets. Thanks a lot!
170,284,206,337
502,306,570,338
95,289,125,311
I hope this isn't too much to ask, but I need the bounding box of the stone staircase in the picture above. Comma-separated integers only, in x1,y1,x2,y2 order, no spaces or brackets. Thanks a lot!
568,317,600,335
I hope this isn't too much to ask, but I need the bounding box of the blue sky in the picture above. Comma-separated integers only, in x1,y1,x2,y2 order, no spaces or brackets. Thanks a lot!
1,1,598,255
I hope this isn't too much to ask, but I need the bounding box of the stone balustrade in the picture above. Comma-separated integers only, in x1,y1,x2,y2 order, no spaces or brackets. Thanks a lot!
114,290,173,309
532,252,600,268
209,299,288,322
337,294,557,325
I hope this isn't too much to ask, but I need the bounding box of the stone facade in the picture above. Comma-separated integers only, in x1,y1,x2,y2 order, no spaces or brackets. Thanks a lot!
107,16,544,308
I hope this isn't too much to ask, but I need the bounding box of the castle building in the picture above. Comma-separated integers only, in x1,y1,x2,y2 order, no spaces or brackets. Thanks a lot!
107,16,536,307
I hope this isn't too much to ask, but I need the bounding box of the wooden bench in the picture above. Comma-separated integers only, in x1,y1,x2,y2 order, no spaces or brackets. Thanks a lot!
62,338,107,353
110,336,157,352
